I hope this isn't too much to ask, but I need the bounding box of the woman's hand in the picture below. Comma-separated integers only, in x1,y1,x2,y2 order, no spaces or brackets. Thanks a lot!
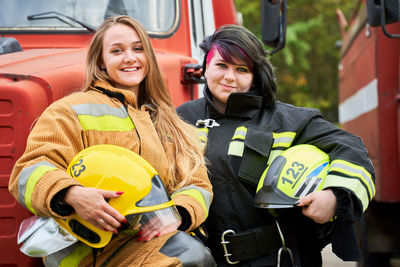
296,189,337,224
137,213,181,242
64,185,126,233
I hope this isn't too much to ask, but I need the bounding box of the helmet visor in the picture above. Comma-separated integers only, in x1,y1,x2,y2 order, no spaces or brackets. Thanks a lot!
125,175,181,230
136,175,171,207
125,205,181,230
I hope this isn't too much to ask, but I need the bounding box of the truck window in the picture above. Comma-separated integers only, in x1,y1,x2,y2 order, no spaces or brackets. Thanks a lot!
0,0,179,37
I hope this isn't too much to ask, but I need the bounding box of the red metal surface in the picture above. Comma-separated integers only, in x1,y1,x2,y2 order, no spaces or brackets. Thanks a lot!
3,33,93,50
212,0,238,28
338,24,380,190
0,75,53,267
156,53,199,106
338,26,376,102
339,6,400,202
375,22,400,202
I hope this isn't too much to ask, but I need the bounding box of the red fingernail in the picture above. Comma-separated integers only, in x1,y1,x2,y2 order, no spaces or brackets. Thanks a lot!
116,191,124,195
138,236,143,242
113,229,118,234
144,236,150,241
122,219,127,224
156,233,161,237
137,230,142,236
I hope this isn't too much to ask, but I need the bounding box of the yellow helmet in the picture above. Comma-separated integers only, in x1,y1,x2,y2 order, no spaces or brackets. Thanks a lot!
255,144,330,209
55,144,180,248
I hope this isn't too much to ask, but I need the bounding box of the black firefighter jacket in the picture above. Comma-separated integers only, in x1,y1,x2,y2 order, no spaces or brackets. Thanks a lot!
177,88,375,266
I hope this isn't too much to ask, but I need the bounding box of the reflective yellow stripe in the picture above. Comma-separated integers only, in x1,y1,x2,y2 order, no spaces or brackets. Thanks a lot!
267,149,284,165
71,103,134,131
272,132,295,148
228,140,245,157
77,114,134,131
59,243,91,267
323,174,371,211
18,161,56,211
232,126,247,140
172,186,211,217
196,128,209,143
329,159,375,200
25,165,57,214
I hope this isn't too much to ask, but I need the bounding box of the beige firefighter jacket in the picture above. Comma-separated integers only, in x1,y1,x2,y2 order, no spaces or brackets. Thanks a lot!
9,81,212,266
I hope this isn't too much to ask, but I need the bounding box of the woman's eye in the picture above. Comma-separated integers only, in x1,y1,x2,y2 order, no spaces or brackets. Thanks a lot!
216,63,227,68
111,48,122,54
237,67,249,73
133,46,144,52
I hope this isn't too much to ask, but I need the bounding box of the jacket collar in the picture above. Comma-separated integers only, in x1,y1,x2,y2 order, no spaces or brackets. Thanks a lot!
91,80,139,108
204,86,263,119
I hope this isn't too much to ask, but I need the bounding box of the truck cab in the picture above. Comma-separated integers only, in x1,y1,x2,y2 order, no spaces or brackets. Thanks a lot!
0,0,239,265
337,0,400,265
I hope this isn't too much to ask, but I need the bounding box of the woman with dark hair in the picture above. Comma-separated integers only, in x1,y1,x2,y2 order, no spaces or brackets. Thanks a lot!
9,15,215,266
178,24,375,266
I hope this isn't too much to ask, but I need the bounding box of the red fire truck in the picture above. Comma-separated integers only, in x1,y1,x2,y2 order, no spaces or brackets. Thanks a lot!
0,0,241,265
337,0,400,265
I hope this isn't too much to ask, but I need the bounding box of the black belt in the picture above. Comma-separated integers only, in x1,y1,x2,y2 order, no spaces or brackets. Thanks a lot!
208,224,284,264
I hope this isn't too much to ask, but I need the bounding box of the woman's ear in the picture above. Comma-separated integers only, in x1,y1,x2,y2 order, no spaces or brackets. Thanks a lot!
203,68,208,80
100,65,106,71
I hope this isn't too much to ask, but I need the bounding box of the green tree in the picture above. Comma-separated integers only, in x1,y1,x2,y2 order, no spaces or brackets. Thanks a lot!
235,0,355,123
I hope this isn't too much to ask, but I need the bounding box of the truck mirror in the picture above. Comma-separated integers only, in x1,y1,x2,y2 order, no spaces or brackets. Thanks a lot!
260,0,288,55
0,37,22,55
366,0,400,38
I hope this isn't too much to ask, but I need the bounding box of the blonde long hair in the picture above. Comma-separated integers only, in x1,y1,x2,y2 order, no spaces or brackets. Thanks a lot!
83,15,205,190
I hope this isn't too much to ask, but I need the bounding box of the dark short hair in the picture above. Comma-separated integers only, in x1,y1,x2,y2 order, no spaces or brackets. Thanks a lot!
200,24,277,107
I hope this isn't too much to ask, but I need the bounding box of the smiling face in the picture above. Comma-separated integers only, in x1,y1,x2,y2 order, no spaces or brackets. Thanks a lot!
102,23,148,94
204,49,254,113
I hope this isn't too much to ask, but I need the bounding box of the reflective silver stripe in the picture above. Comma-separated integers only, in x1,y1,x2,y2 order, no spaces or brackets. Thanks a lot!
232,126,247,140
71,103,128,118
272,132,295,148
18,161,57,209
227,127,247,157
274,136,292,144
172,185,212,210
330,161,375,199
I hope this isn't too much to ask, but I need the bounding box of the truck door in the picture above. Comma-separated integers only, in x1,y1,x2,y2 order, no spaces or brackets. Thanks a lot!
188,0,215,63
187,0,215,97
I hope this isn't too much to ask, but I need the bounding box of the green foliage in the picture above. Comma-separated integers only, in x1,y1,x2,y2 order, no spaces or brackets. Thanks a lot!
234,0,356,122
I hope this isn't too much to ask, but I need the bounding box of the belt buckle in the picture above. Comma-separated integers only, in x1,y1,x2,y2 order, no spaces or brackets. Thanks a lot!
221,229,240,265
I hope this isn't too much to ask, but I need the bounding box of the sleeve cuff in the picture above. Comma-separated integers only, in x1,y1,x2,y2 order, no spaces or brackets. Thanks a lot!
50,187,74,216
176,205,192,231
329,187,362,223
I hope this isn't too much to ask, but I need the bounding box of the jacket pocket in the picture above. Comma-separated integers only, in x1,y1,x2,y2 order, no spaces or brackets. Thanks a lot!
238,129,273,186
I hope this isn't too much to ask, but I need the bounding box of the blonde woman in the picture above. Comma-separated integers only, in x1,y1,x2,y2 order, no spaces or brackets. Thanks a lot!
9,15,214,266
